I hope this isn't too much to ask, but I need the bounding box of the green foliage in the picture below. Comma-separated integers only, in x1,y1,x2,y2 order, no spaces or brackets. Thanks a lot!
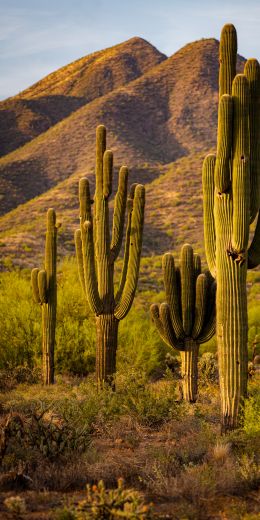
56,479,153,519
243,384,260,437
198,352,218,385
0,270,40,368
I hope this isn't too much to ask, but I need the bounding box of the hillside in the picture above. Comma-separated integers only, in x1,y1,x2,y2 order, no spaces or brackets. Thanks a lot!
0,37,166,157
0,36,245,269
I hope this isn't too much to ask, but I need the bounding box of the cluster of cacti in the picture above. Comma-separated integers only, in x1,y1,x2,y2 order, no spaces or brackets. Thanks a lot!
26,22,260,434
31,208,58,385
75,125,145,386
150,244,216,402
202,24,260,431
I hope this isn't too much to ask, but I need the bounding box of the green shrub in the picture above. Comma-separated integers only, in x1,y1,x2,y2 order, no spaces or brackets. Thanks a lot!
56,479,154,519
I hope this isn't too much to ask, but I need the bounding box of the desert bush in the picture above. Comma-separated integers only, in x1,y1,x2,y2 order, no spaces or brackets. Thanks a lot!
198,352,218,385
56,479,154,519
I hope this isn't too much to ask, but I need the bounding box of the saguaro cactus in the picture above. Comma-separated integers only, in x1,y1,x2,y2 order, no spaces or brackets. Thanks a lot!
31,209,58,385
150,244,216,402
75,125,145,386
202,24,260,430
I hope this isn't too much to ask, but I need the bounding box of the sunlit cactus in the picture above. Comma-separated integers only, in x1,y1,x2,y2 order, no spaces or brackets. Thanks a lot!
151,244,216,402
75,125,145,386
31,208,58,385
202,24,260,431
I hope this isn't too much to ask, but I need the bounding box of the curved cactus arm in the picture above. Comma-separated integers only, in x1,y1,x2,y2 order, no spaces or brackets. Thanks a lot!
219,24,237,97
31,268,41,303
202,154,216,277
38,270,48,304
74,229,86,296
192,274,208,339
110,166,128,261
103,150,113,199
248,211,260,268
160,303,185,351
79,178,92,228
215,95,233,194
162,253,185,339
197,281,216,343
194,254,201,279
231,75,250,257
244,59,260,223
82,220,102,315
150,303,172,348
114,184,145,320
78,177,101,313
114,184,137,305
181,244,195,336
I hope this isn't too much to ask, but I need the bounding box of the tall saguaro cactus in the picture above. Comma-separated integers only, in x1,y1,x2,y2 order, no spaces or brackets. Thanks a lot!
150,244,216,402
202,24,260,430
31,209,58,385
75,125,145,386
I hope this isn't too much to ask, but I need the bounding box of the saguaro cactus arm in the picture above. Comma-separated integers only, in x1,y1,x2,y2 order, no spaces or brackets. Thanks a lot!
181,244,195,336
162,253,184,339
74,229,86,296
202,154,216,277
219,24,237,97
110,166,128,261
244,59,260,222
197,281,216,343
192,274,208,339
76,177,102,315
150,304,185,351
31,268,41,304
248,213,260,268
114,184,145,320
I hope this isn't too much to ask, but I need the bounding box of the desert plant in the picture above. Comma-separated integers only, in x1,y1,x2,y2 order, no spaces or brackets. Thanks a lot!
75,125,145,386
31,208,58,384
57,478,154,519
150,244,216,402
202,24,260,430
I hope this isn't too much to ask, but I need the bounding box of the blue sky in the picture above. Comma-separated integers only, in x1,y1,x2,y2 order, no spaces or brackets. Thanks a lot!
1,0,260,100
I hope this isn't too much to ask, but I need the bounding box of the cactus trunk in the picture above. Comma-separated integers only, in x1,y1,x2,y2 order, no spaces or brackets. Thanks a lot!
181,338,199,403
217,248,248,430
96,314,119,385
42,303,56,385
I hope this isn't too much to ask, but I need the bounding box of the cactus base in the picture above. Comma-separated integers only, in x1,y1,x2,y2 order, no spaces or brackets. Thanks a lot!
96,314,119,387
181,339,199,403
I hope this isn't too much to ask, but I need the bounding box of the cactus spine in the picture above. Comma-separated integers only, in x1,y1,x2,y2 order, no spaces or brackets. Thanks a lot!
202,24,260,430
31,209,58,385
75,125,145,386
150,244,216,402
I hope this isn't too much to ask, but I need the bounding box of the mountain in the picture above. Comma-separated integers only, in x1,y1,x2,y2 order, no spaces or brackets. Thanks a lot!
0,37,166,157
0,36,245,269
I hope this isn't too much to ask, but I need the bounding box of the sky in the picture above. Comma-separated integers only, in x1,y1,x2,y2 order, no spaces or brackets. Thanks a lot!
1,0,260,100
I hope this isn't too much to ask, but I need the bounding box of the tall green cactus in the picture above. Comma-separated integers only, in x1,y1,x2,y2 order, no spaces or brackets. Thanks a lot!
150,244,216,402
202,24,260,430
75,125,145,386
31,209,58,385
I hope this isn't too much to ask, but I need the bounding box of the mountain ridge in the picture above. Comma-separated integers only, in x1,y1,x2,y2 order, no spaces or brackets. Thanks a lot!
0,35,246,269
